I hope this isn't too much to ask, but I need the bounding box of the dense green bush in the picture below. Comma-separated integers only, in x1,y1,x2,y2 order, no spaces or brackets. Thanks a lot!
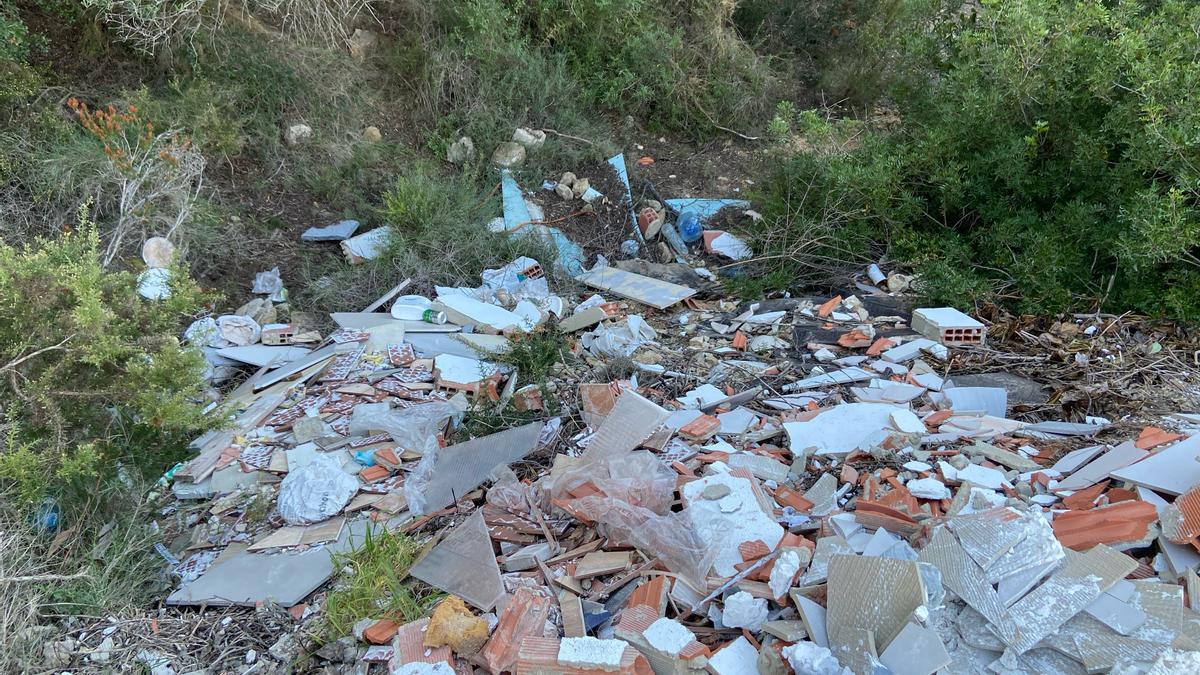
751,0,1200,319
0,209,215,510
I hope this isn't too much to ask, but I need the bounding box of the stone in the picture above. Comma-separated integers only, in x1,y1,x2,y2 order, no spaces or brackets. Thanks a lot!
559,172,577,187
571,177,591,198
348,29,378,60
555,183,574,200
447,136,475,164
361,126,382,142
88,636,115,663
511,127,547,149
285,123,313,146
701,483,732,500
235,297,276,326
425,595,489,655
43,640,75,668
491,141,526,168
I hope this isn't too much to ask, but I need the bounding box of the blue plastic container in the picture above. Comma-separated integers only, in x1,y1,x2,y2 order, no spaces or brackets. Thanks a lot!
677,210,703,243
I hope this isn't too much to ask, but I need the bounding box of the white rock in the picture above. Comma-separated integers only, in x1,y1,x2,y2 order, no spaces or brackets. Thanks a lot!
903,461,932,472
512,127,547,149
447,136,475,164
491,141,526,167
722,591,768,632
285,123,312,146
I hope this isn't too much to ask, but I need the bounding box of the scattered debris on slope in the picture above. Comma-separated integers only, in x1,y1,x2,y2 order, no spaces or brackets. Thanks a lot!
54,151,1200,675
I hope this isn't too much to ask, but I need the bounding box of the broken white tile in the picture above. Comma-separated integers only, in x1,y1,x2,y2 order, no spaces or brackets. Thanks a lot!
707,636,759,675
862,529,901,558
944,387,1007,418
879,621,951,675
1110,434,1200,495
792,592,829,648
906,477,951,500
717,407,757,435
1084,590,1148,635
891,409,926,434
955,463,1011,489
783,403,904,456
676,384,726,409
1050,445,1106,474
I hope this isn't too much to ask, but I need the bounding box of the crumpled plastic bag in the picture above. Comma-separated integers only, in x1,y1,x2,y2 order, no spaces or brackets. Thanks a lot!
348,401,461,456
216,315,261,346
546,448,675,515
251,267,287,302
277,453,359,525
184,317,226,348
580,315,657,358
486,466,531,513
569,495,717,589
348,401,464,516
137,268,172,300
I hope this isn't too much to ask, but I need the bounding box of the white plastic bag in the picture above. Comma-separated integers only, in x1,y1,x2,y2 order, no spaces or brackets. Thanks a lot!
277,453,359,525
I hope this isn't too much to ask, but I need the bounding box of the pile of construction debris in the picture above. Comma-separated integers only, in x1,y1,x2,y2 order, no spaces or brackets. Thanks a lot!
76,154,1200,674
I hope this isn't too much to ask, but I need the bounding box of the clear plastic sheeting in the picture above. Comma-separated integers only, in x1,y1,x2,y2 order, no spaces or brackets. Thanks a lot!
569,495,716,588
276,453,359,525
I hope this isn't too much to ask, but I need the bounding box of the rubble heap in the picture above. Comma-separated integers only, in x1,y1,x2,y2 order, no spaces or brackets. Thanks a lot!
115,155,1200,674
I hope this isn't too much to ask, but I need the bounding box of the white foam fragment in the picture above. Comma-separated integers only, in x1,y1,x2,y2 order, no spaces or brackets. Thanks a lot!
708,636,761,675
907,477,951,500
557,637,627,670
722,591,768,632
781,641,849,675
644,617,695,655
769,550,803,599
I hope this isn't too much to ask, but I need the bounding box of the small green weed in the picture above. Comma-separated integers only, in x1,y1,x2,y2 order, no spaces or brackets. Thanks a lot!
495,329,569,386
321,528,437,644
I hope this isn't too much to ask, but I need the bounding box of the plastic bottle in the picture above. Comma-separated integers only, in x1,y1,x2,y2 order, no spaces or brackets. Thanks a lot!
390,295,447,324
677,210,703,243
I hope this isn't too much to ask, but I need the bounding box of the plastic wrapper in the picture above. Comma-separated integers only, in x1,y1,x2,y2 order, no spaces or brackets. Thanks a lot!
548,449,676,515
580,315,657,358
251,266,287,302
569,495,717,588
486,466,531,513
184,317,225,348
137,268,172,300
277,453,359,525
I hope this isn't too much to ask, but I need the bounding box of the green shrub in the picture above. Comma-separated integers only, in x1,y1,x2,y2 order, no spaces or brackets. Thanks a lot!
0,208,215,511
752,0,1200,319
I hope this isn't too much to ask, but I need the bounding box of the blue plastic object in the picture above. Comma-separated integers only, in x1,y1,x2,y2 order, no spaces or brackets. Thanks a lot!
677,210,703,243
